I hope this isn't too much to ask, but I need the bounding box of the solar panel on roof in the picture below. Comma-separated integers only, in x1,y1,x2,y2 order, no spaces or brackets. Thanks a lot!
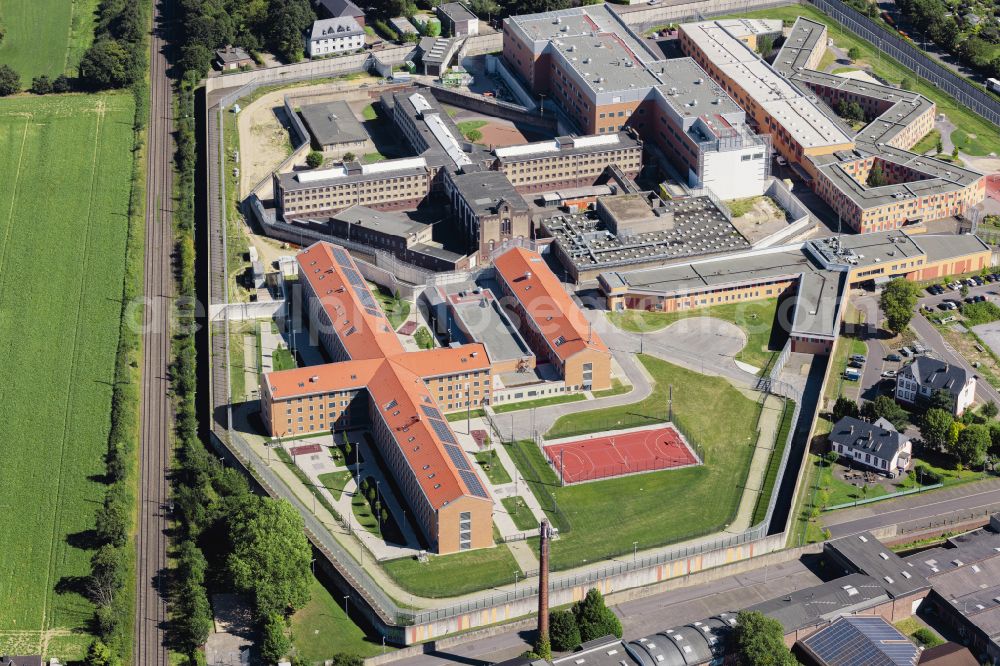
344,268,366,288
802,617,917,666
444,444,471,471
459,469,488,498
428,418,457,444
332,247,352,267
421,405,442,420
354,287,378,311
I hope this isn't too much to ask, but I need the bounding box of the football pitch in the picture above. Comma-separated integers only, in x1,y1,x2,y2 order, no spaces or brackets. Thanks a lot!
0,0,100,80
0,93,136,657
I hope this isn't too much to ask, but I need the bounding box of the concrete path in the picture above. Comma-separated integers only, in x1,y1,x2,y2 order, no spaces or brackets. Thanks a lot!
727,393,784,534
242,333,258,400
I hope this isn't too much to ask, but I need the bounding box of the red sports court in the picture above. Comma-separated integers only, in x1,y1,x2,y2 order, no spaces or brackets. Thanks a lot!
289,443,322,457
544,425,700,484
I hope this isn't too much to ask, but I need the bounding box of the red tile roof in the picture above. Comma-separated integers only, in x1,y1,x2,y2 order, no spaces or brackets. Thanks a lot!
264,242,491,510
493,246,608,360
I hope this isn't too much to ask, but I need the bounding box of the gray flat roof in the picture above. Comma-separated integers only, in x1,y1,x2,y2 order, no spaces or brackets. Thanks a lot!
449,168,529,215
826,532,930,599
792,270,844,339
542,195,750,272
330,205,425,238
805,231,924,270
748,573,890,633
439,2,476,23
916,233,991,263
772,16,825,75
300,100,368,147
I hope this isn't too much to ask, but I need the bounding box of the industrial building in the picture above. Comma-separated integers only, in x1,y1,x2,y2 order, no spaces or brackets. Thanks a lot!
259,242,493,553
542,193,750,282
599,230,990,355
436,2,479,37
501,4,770,198
679,17,984,232
299,100,373,155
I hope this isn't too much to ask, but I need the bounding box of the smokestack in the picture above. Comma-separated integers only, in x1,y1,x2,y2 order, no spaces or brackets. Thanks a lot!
538,520,551,645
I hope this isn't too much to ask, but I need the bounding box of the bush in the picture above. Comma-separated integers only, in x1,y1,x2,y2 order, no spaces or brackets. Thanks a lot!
52,74,71,93
573,588,622,642
31,75,53,94
260,614,291,663
550,609,581,651
306,150,324,168
960,301,1000,325
0,64,20,96
915,464,943,485
847,46,862,60
912,627,944,647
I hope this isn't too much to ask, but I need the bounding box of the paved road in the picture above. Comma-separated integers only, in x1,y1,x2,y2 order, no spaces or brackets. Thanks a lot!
824,478,1000,537
133,0,174,664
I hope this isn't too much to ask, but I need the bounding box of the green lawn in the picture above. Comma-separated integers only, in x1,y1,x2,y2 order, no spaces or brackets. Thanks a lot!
446,408,485,422
951,129,995,157
501,497,539,531
290,577,385,662
370,284,410,329
606,298,780,371
229,332,248,401
361,103,378,120
493,393,586,414
721,4,1000,156
414,326,434,349
318,471,353,501
457,119,487,141
475,449,512,485
382,545,523,597
0,93,136,656
525,356,760,568
911,129,941,155
273,346,297,371
362,151,386,163
351,486,381,537
593,379,632,399
0,0,100,81
750,398,796,526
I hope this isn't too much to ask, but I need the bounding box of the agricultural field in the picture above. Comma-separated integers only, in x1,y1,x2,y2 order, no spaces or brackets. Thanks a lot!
0,0,100,81
0,93,136,658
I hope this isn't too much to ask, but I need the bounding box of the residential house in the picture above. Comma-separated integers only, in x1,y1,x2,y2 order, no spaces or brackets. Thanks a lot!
828,416,912,477
308,17,365,57
215,46,253,71
895,356,976,416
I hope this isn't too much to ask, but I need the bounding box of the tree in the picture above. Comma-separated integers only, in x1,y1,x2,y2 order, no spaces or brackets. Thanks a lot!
260,613,291,663
425,18,441,37
52,74,71,93
879,278,918,335
342,151,357,162
922,408,954,450
306,150,324,168
85,639,121,666
0,64,20,96
848,46,862,60
867,162,888,187
226,494,312,619
95,483,130,547
534,635,552,660
900,77,914,90
952,146,959,159
757,34,774,56
88,544,127,607
267,0,315,62
172,540,213,653
823,450,840,467
550,609,582,651
734,610,797,666
935,137,943,154
983,401,999,420
864,395,908,430
948,420,964,451
954,423,990,466
573,588,622,642
832,396,860,422
80,39,134,89
31,75,53,94
466,128,482,143
930,388,955,413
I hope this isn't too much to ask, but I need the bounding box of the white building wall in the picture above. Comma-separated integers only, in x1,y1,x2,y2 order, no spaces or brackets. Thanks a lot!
309,33,365,58
699,145,767,199
957,378,976,415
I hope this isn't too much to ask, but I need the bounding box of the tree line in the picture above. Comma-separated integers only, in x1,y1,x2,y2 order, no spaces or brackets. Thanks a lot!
894,0,1000,79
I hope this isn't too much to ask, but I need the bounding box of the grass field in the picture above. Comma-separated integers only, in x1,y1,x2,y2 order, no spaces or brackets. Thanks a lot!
382,545,523,598
0,93,136,656
593,379,632,399
318,471,352,501
720,5,1000,156
501,497,539,531
0,0,100,81
493,393,586,414
475,450,512,485
290,577,385,662
911,129,941,155
750,398,796,526
606,298,781,371
525,356,760,568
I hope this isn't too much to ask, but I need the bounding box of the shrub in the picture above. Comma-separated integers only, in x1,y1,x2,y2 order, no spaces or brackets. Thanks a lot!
573,588,622,642
550,609,581,651
0,64,20,96
31,75,53,94
912,627,944,647
260,613,291,663
306,150,324,168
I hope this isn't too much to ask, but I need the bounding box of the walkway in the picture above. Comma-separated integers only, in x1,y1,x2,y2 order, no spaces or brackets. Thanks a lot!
728,393,784,533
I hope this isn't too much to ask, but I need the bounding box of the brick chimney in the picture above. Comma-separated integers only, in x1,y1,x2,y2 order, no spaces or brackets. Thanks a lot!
538,520,551,645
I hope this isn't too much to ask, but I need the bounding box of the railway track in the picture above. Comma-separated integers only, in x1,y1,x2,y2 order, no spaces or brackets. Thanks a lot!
133,0,175,663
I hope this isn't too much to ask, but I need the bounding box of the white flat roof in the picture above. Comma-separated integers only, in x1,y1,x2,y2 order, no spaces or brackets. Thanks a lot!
682,20,852,150
494,133,621,159
295,157,427,183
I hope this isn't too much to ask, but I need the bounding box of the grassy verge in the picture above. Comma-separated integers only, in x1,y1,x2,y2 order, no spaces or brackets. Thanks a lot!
371,284,410,329
493,393,586,414
318,471,353,501
382,546,523,597
606,298,780,371
273,346,296,371
911,129,941,154
290,577,385,661
593,379,632,398
414,326,434,349
475,449,512,485
501,497,540,531
750,398,796,526
447,408,485,422
721,4,1000,156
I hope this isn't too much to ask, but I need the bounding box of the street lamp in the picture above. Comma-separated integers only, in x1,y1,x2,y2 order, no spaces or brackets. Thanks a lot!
633,541,638,563
513,570,519,592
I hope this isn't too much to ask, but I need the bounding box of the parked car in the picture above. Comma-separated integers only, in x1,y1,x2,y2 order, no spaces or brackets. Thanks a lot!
900,347,913,356
965,296,976,304
927,285,942,294
844,368,861,381
848,359,864,369
881,370,897,378
850,354,866,363
986,274,996,283
949,282,962,291
974,276,985,285
976,295,987,303
886,353,902,362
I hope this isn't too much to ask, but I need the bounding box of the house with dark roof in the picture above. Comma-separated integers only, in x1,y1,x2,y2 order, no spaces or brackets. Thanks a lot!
795,616,919,666
828,416,912,477
436,2,479,36
0,657,44,666
316,0,365,24
215,45,253,71
895,356,976,416
307,17,365,58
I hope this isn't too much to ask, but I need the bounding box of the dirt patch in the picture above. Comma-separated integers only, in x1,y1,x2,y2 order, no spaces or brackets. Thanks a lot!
478,121,529,148
238,96,298,198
